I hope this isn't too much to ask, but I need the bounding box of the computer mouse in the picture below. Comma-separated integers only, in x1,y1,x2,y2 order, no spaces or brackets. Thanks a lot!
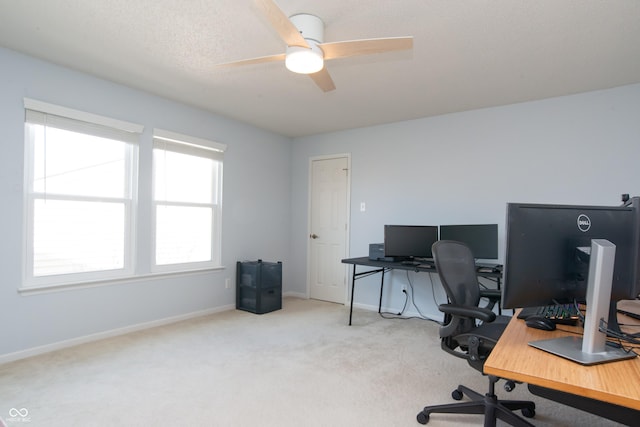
525,315,556,331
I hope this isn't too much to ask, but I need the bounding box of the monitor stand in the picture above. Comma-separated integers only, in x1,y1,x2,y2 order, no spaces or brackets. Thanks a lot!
529,239,637,365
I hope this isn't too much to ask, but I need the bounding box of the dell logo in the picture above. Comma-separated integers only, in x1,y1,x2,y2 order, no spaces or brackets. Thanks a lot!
577,214,591,232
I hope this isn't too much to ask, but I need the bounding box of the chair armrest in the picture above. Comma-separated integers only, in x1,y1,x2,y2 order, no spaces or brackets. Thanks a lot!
438,303,497,323
479,289,501,300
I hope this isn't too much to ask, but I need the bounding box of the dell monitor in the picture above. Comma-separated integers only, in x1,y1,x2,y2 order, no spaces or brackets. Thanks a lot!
503,202,639,309
383,225,438,261
503,201,640,364
439,224,498,260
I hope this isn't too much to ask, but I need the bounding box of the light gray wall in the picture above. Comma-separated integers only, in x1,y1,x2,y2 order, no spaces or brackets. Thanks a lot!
290,83,640,319
0,47,292,358
3,43,640,358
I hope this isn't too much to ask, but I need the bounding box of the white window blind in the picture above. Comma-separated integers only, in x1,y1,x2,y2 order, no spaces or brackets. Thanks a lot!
152,129,225,271
24,99,141,287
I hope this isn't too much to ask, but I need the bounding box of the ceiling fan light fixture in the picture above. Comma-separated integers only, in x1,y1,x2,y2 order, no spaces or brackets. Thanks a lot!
285,43,324,74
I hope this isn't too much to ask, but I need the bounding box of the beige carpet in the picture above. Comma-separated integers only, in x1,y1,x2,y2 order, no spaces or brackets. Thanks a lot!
0,298,627,426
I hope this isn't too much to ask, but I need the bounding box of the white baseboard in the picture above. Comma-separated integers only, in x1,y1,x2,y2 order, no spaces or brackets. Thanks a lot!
0,304,235,365
352,302,380,312
283,291,307,299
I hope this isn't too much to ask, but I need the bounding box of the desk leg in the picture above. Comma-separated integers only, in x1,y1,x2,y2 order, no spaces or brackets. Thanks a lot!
349,265,356,326
378,268,386,314
497,277,502,315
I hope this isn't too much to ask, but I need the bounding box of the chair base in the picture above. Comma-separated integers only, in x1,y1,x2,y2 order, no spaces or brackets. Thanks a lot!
417,376,536,427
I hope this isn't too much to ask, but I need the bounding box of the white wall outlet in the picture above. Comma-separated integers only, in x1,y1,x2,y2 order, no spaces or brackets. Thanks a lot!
401,284,407,292
360,202,366,212
225,278,231,289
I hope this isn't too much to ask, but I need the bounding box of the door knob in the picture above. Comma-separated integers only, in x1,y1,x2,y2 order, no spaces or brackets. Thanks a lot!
310,233,319,239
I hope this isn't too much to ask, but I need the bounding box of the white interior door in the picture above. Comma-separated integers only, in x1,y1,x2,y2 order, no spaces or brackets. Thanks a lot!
308,155,350,304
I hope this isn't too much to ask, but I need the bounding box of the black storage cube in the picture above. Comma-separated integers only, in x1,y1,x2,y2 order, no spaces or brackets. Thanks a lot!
236,260,282,314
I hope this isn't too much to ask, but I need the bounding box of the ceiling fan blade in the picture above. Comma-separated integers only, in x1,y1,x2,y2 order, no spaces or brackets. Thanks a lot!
217,53,286,68
255,0,309,48
308,68,336,92
319,36,413,60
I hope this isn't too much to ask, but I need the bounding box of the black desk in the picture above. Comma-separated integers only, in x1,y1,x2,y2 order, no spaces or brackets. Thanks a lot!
341,257,502,325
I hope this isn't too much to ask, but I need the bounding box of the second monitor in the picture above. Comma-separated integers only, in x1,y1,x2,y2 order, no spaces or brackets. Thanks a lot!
439,224,499,260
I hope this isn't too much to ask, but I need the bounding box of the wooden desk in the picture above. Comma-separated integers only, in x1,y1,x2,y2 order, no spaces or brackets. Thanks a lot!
484,311,640,412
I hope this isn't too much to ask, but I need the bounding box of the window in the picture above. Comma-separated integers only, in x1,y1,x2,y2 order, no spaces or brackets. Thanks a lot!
152,129,225,271
22,100,225,291
24,99,142,287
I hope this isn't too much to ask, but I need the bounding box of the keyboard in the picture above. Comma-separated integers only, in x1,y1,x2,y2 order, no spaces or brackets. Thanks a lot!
517,304,580,325
618,308,640,321
417,263,435,269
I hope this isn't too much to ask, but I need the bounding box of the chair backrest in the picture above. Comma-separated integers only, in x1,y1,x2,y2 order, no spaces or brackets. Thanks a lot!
433,240,504,370
432,240,480,307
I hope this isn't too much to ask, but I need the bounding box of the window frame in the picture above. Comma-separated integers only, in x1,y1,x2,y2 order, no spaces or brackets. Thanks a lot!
22,99,142,289
151,129,226,273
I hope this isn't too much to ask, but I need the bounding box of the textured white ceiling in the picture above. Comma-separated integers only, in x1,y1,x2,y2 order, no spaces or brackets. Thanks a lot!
1,0,639,137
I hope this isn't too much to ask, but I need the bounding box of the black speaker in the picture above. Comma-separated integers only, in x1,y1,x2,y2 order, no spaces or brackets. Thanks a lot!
369,243,394,261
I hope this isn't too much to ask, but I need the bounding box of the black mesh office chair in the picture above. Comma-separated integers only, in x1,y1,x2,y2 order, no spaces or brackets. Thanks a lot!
417,240,536,426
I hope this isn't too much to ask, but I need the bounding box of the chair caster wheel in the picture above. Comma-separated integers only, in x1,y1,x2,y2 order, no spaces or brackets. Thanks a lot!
522,407,535,418
451,389,463,400
504,380,515,392
416,411,429,424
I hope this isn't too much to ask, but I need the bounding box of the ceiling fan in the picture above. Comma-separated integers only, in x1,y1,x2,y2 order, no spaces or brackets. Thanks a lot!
218,0,414,92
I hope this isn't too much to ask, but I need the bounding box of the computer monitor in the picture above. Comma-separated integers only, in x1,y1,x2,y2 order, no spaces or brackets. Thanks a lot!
503,202,640,309
439,224,498,259
383,225,438,260
503,200,640,364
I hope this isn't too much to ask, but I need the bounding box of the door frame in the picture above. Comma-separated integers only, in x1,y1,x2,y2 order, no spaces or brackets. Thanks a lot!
306,153,352,304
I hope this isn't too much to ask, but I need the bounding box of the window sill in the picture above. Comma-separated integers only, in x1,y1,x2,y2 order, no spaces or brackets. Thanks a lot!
18,266,226,296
